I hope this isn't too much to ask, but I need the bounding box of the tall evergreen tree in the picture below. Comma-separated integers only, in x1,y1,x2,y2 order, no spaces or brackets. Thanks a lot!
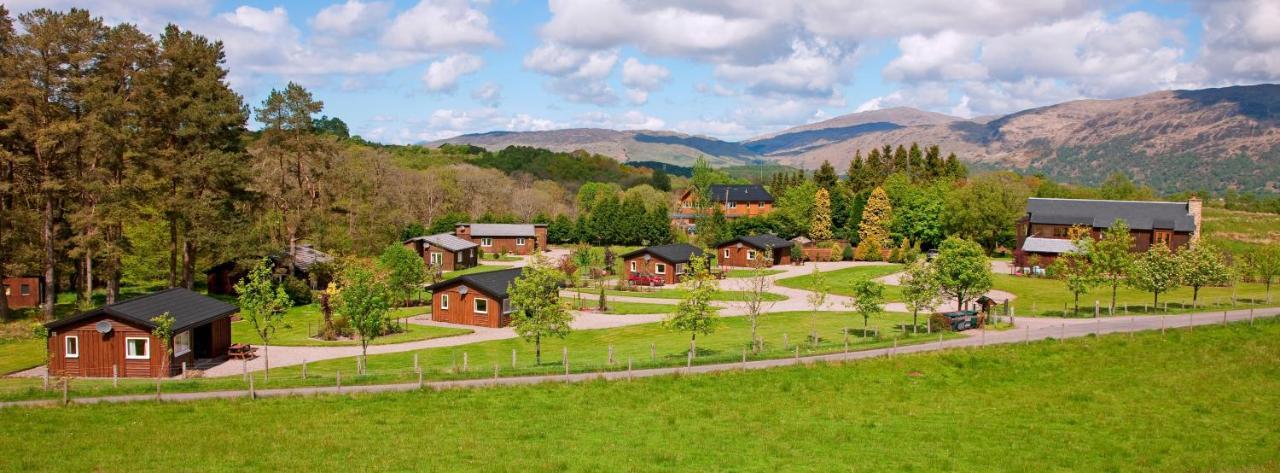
866,148,885,184
810,187,833,241
892,145,909,174
944,152,967,178
924,145,943,180
813,160,838,190
907,143,924,179
845,150,871,194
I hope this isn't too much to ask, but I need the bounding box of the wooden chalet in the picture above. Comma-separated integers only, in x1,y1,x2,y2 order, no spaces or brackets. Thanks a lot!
1015,197,1202,267
404,233,479,272
716,234,794,268
621,243,707,286
3,276,44,309
45,288,237,378
454,223,548,255
672,185,774,234
426,268,523,328
206,244,334,296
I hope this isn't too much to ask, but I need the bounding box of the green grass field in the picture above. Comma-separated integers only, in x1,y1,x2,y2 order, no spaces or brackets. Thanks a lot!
0,338,43,375
992,274,1277,317
0,310,926,402
562,298,676,315
724,268,785,278
775,264,904,300
568,287,787,302
230,305,471,347
3,319,1277,471
440,264,511,279
1202,206,1280,254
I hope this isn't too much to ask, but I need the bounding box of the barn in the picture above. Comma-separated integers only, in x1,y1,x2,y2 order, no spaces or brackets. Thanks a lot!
2,276,44,309
621,243,707,286
426,268,524,328
716,234,794,268
45,288,237,378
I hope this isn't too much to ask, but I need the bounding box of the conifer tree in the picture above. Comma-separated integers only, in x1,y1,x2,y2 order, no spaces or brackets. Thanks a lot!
810,188,833,241
814,160,838,190
924,145,943,180
857,187,892,260
845,151,870,194
908,143,924,179
892,144,909,174
944,153,967,178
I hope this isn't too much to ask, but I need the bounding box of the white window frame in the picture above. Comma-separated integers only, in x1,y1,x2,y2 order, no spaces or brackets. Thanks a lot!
441,294,450,310
173,331,192,357
64,335,79,358
726,201,737,209
502,298,513,314
516,237,526,246
757,202,765,208
747,250,757,261
481,238,493,247
655,263,667,275
474,297,489,314
430,252,443,266
629,261,637,272
723,249,730,258
456,251,463,263
125,337,150,360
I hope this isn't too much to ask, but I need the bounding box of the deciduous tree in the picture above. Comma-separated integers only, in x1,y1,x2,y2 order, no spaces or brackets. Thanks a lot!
899,259,941,330
848,278,885,337
508,256,571,365
933,237,992,310
665,253,718,356
1128,243,1182,307
1091,220,1135,313
335,262,391,372
1050,236,1099,317
235,258,292,380
1178,242,1230,306
1245,245,1280,302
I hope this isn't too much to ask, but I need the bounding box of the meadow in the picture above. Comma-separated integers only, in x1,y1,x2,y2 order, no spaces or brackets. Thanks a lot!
775,264,904,300
2,319,1277,471
992,274,1276,317
229,305,471,347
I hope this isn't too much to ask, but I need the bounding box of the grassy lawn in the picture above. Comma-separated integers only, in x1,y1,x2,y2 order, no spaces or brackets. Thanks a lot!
724,268,785,278
440,264,511,279
993,274,1278,317
0,338,43,375
562,298,677,315
568,287,787,302
1202,206,1280,254
230,305,471,347
3,320,1278,471
0,310,931,402
775,264,904,300
481,254,523,262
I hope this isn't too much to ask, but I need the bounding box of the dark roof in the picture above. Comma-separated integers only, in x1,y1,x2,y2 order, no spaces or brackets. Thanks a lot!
45,288,238,333
426,268,525,299
205,244,333,275
460,223,544,237
620,243,705,264
717,234,794,251
708,185,774,203
405,233,477,252
1026,198,1197,232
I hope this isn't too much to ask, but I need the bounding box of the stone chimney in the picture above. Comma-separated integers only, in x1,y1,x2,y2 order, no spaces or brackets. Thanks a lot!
1188,197,1203,244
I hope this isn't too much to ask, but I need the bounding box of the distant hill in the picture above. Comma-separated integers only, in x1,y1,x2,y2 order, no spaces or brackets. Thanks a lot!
742,107,960,156
428,129,757,167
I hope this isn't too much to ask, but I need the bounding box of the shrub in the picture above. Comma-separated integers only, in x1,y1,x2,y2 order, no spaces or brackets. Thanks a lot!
828,244,845,262
790,245,804,263
928,313,953,332
888,246,902,263
855,239,884,262
841,244,854,261
281,277,313,305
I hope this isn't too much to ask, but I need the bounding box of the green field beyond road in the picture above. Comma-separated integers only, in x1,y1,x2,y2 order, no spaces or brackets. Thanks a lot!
3,319,1277,471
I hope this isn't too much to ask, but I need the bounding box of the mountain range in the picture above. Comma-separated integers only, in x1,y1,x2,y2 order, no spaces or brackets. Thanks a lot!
429,84,1280,192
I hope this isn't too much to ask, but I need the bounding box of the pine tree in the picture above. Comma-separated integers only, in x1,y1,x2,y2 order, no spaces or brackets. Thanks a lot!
857,187,892,261
944,152,967,178
845,150,869,194
924,145,943,180
908,143,924,179
813,160,838,190
810,188,833,241
892,145,909,174
866,148,885,184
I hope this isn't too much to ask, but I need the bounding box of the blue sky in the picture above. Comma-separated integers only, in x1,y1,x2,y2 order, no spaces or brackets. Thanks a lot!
13,1,1280,142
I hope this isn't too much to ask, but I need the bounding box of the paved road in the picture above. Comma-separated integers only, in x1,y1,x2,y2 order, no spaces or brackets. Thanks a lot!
5,306,1273,409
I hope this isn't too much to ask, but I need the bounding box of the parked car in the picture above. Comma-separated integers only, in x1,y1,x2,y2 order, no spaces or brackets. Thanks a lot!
939,310,979,331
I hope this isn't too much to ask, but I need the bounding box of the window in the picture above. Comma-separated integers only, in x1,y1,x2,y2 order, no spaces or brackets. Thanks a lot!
474,298,488,314
2,285,8,296
173,331,191,357
1154,230,1172,247
516,237,526,246
20,284,30,296
727,201,737,209
747,250,757,261
502,298,513,314
723,249,730,258
430,252,443,266
655,263,667,275
125,337,150,359
440,294,449,310
757,202,765,208
629,261,637,272
64,336,79,358
481,238,493,247
456,251,463,263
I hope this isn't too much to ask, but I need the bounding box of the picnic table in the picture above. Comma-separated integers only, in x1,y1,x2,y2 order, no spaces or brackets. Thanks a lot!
228,343,255,359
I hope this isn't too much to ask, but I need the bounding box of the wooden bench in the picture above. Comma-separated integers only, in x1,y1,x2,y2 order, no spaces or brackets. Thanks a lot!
228,343,255,360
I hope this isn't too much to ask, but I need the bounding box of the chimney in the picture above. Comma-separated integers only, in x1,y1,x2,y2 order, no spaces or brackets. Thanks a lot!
1188,197,1203,244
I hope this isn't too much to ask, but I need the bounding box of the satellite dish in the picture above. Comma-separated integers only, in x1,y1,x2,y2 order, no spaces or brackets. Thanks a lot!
644,254,652,261
459,287,469,295
736,243,743,249
95,320,113,334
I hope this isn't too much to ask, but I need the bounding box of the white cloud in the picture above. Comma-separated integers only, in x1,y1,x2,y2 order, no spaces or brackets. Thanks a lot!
1196,0,1280,81
471,82,502,106
884,31,987,82
715,37,857,98
422,54,485,92
381,0,501,52
620,58,670,104
574,110,666,130
523,43,620,105
312,0,391,39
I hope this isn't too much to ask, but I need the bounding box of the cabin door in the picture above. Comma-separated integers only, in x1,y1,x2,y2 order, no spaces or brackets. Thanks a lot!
193,323,213,358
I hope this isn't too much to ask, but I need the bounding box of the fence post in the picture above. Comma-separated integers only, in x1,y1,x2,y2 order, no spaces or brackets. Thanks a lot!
181,362,187,377
113,365,119,388
463,352,469,372
242,357,247,382
1061,322,1066,341
1250,308,1254,326
493,364,499,380
247,373,255,400
563,347,569,375
843,328,849,353
62,378,69,406
627,357,633,380
793,345,799,361
741,349,747,368
1161,315,1165,334
413,353,419,372
608,345,614,365
892,338,898,357
302,359,308,379
336,370,342,393
1222,310,1228,325
418,370,424,389
1031,301,1036,316
512,349,517,368
650,343,656,362
1094,300,1099,318
1188,313,1193,332
938,332,943,344
1096,317,1101,335
1025,326,1030,345
783,333,789,349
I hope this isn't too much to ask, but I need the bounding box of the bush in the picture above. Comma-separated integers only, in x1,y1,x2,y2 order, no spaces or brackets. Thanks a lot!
281,277,313,305
888,246,902,263
828,244,845,262
928,313,953,333
841,244,854,261
790,245,804,263
855,239,884,262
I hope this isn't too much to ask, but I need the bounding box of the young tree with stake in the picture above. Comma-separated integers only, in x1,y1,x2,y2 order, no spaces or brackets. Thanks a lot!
335,263,391,372
1128,243,1182,308
1050,235,1099,317
1246,245,1280,302
899,258,941,331
665,253,719,358
737,249,778,353
508,256,572,365
847,278,885,338
1178,242,1230,306
235,258,292,381
805,263,829,346
1091,220,1135,314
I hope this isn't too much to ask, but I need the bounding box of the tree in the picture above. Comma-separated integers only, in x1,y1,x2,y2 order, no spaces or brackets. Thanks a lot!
899,259,941,331
150,313,175,378
1245,245,1280,302
805,264,829,346
378,243,425,307
507,256,572,365
810,187,833,241
737,249,777,353
1049,236,1099,317
813,160,838,190
1178,242,1230,306
335,262,391,371
848,277,885,338
857,187,892,259
235,258,292,380
665,253,719,356
1092,220,1135,313
650,168,671,191
933,237,992,310
1128,243,1182,308
945,172,1030,251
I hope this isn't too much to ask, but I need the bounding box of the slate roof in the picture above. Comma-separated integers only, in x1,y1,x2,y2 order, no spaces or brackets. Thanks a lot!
707,185,774,203
426,267,525,299
462,223,544,237
1026,198,1196,232
406,233,477,252
46,288,238,333
290,244,334,272
620,243,705,264
718,234,795,251
1021,237,1079,254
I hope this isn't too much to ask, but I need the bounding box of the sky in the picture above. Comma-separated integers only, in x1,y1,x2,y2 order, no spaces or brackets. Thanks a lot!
9,1,1280,143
